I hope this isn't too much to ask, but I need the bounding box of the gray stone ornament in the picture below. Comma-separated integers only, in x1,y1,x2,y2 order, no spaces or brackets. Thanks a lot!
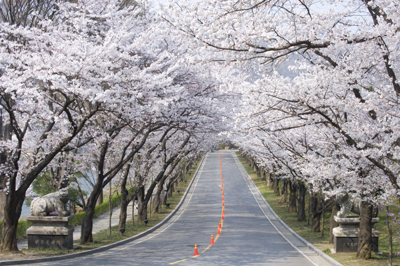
30,188,71,217
335,191,378,218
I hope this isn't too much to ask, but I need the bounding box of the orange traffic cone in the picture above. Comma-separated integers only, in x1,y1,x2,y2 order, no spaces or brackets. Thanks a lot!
210,235,215,245
217,227,221,235
222,202,225,207
221,214,224,220
218,221,222,229
193,244,199,256
222,208,225,215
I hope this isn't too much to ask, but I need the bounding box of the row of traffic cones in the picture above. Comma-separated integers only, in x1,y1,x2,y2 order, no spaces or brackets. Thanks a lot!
192,150,225,256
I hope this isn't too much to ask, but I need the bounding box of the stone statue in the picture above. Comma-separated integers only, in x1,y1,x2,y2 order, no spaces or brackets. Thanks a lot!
30,188,71,217
335,191,378,218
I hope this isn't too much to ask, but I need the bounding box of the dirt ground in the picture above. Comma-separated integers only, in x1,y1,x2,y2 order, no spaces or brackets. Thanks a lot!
0,251,53,262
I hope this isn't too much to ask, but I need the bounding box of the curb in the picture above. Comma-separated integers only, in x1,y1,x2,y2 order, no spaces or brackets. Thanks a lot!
0,156,206,266
233,152,343,266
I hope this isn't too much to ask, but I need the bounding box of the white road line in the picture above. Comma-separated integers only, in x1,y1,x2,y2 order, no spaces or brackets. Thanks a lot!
232,153,318,266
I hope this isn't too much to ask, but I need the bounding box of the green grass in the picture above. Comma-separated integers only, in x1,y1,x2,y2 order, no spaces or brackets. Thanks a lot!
236,152,400,266
21,159,201,257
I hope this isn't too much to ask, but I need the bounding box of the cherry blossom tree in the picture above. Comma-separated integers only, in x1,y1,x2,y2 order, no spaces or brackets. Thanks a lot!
164,0,400,259
0,0,153,250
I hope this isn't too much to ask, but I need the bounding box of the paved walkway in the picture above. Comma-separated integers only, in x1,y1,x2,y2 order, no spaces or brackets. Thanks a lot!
17,202,135,250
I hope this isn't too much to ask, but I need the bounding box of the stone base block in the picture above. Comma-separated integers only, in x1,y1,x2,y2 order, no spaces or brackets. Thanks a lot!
334,237,379,253
26,216,74,250
28,234,73,249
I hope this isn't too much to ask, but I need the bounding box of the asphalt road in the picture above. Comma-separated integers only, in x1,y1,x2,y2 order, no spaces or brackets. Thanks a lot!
20,151,336,266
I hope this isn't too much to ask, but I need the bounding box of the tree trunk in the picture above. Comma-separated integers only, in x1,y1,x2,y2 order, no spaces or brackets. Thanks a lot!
261,168,266,181
167,182,174,198
152,182,163,214
288,180,297,212
329,200,340,244
118,163,133,232
273,177,280,197
268,173,274,190
321,203,325,238
297,182,306,221
80,181,103,244
132,198,135,226
137,186,147,222
178,171,184,182
255,165,260,177
80,197,96,244
357,201,373,259
1,191,24,252
108,182,112,236
281,179,288,203
96,189,103,206
265,172,269,186
311,193,322,232
387,206,393,266
119,184,128,232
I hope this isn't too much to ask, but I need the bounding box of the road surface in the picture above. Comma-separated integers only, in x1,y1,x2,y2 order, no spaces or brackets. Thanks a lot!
17,151,336,266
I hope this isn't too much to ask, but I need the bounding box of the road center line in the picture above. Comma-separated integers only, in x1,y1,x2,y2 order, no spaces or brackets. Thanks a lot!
169,151,225,265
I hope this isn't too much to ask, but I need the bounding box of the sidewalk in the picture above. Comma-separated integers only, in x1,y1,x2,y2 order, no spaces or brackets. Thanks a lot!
17,202,135,250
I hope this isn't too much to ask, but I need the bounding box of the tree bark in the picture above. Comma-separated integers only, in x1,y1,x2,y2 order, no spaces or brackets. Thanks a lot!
137,186,147,222
1,190,24,251
108,182,112,236
255,165,260,177
357,201,373,259
260,168,266,181
387,206,393,266
268,173,274,190
167,181,174,198
80,177,106,244
311,193,322,232
297,182,306,221
281,179,288,203
96,189,103,206
329,200,340,244
273,177,280,197
118,164,131,232
132,196,135,226
265,172,270,186
288,180,297,212
152,182,164,214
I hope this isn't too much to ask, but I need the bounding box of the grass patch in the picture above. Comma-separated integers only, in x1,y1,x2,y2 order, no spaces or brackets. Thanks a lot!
236,152,400,266
21,159,201,257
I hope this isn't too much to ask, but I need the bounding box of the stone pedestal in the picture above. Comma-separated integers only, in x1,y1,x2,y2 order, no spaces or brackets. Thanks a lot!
26,216,74,249
333,216,379,253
